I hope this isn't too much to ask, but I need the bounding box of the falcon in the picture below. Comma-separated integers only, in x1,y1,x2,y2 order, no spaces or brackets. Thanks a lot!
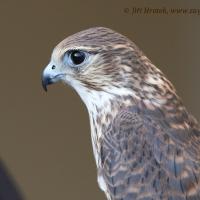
42,27,200,200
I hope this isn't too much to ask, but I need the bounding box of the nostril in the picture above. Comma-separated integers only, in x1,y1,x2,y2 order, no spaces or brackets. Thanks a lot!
52,65,56,70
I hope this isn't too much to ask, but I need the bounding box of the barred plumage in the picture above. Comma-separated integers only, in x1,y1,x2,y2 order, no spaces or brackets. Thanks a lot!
42,27,200,200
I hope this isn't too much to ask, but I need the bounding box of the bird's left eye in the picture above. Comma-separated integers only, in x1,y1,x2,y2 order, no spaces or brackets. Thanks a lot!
69,50,86,65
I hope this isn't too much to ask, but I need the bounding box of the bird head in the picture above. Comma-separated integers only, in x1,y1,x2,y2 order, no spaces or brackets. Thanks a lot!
42,27,176,110
43,28,135,87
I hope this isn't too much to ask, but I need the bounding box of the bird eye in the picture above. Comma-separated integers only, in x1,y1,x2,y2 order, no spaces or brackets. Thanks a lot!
69,50,86,65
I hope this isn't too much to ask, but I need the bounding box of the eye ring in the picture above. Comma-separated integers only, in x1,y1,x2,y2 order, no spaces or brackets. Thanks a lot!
69,50,86,66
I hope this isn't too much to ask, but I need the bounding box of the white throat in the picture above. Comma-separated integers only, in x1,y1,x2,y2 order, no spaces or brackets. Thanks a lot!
68,78,137,166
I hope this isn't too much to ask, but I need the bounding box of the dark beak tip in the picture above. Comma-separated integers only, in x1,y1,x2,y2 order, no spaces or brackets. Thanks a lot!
41,79,47,92
43,85,48,92
42,76,49,92
42,74,54,92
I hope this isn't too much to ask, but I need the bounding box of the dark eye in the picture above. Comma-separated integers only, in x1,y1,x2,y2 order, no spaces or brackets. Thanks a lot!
70,50,86,65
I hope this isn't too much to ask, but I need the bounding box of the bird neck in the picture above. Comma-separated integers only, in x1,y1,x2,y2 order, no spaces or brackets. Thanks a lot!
81,88,138,167
73,80,190,167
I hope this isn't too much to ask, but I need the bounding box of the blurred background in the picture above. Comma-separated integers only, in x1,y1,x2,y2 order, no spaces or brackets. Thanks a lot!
0,0,200,199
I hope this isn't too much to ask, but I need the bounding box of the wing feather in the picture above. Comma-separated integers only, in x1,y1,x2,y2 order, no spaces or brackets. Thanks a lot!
100,105,200,200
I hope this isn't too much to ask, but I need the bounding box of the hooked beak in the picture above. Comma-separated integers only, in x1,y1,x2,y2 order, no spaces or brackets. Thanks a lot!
42,63,65,92
42,74,53,92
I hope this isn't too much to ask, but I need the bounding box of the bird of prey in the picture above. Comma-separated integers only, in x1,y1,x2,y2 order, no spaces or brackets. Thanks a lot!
42,27,200,200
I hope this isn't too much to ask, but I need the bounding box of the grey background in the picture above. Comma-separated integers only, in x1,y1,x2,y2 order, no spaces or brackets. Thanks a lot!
0,0,200,199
